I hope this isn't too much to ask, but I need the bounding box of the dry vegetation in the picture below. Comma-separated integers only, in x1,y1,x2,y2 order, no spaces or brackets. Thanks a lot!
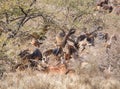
0,0,120,89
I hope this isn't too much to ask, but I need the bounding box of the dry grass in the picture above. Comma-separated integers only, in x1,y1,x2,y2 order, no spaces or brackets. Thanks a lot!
0,69,120,89
0,0,120,89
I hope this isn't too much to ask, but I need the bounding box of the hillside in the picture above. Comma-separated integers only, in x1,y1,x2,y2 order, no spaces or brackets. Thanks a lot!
0,0,120,89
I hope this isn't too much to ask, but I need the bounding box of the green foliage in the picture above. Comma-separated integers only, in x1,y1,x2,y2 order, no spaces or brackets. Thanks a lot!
0,0,35,19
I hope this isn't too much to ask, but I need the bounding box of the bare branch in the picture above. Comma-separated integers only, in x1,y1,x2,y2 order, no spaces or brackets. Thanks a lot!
4,12,9,24
17,6,29,30
73,14,83,22
19,6,27,16
9,16,24,22
30,0,36,7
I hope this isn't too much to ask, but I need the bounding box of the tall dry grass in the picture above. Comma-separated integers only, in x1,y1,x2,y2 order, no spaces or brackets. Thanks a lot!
0,69,120,89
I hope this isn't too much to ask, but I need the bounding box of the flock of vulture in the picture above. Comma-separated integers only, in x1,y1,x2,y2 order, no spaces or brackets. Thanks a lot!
13,25,117,75
11,0,119,74
96,0,120,15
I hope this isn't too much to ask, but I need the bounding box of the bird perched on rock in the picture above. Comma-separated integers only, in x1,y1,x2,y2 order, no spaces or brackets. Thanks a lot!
96,0,109,7
56,28,76,48
64,44,78,61
43,47,63,63
30,48,43,60
56,29,66,47
19,48,42,61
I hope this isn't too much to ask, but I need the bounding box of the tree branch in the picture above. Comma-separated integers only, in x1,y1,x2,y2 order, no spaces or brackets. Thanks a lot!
30,0,36,7
19,6,27,16
4,12,9,24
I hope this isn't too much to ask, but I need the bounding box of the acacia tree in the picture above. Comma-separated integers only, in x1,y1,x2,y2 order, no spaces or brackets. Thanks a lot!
0,0,37,28
0,0,95,30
